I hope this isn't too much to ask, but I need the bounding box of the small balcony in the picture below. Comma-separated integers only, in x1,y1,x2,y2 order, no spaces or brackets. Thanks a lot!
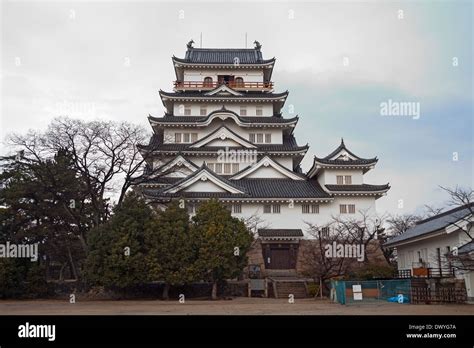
174,80,274,92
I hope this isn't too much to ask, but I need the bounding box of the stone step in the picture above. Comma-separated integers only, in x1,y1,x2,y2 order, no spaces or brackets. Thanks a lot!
275,281,308,298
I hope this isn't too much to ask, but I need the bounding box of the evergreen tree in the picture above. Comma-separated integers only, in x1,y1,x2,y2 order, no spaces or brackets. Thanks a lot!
192,200,254,299
84,192,153,289
145,201,196,299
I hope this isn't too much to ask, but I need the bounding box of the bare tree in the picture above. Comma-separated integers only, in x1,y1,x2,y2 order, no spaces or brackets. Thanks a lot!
8,117,158,226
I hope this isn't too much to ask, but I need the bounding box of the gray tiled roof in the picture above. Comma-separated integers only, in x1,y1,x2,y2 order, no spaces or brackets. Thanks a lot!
142,178,331,200
385,203,474,246
138,134,308,153
258,229,303,237
314,139,377,165
149,114,298,125
174,48,275,65
160,90,288,99
458,241,474,254
325,184,390,192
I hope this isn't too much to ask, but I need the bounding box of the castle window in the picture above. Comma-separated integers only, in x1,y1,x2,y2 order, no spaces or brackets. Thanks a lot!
302,204,319,214
175,133,182,143
337,175,344,185
224,163,231,174
203,77,213,87
240,106,247,116
191,133,198,142
339,204,347,214
233,203,242,214
256,105,263,116
263,204,271,214
272,204,281,214
348,204,355,214
265,133,272,143
184,106,191,116
200,107,207,116
345,175,352,184
215,163,222,174
235,77,244,87
257,133,263,143
249,133,255,142
232,163,239,173
183,133,190,143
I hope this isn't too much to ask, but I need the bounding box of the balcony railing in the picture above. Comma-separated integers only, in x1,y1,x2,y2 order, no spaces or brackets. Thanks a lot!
396,267,456,279
174,81,274,91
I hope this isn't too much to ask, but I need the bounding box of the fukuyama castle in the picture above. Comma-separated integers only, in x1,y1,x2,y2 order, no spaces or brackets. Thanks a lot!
136,41,390,242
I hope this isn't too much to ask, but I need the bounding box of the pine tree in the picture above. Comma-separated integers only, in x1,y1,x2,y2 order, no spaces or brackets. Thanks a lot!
145,201,196,299
192,200,254,300
84,192,153,289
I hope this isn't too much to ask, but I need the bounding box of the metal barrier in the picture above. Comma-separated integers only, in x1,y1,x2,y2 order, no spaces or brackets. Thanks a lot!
331,279,411,305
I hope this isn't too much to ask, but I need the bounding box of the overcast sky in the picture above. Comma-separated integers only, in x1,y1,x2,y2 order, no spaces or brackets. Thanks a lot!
1,0,472,216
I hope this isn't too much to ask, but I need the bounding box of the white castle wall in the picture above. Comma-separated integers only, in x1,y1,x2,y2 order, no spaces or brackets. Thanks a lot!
172,103,274,117
318,169,364,185
183,69,264,83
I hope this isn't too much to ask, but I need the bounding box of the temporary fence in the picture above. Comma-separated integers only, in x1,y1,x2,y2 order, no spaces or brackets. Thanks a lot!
331,279,411,305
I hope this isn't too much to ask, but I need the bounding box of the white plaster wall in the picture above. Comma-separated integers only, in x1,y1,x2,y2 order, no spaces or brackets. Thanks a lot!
229,196,378,233
163,122,283,144
273,157,293,170
245,166,289,179
172,103,274,117
183,181,226,192
183,69,264,83
318,169,364,185
396,232,470,271
395,231,473,298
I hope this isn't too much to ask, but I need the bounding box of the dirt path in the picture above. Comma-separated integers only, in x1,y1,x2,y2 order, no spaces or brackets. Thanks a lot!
1,298,473,315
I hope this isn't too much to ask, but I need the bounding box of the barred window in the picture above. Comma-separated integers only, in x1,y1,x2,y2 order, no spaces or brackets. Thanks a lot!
340,204,347,214
232,163,239,174
215,163,222,174
207,163,215,172
257,133,263,143
337,175,344,185
345,175,352,184
265,133,272,143
224,163,231,174
175,133,182,143
183,133,190,143
348,204,356,214
249,133,255,142
272,204,281,214
233,203,242,214
303,204,319,214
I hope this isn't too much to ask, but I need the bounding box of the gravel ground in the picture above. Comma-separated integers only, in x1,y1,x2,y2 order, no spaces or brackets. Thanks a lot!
1,298,473,315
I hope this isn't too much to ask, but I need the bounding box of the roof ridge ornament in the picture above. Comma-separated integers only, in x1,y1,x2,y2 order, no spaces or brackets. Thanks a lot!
254,40,262,51
187,39,194,49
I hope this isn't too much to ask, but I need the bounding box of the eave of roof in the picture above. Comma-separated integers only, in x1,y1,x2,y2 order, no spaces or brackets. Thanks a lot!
325,184,390,193
384,202,474,247
159,90,288,101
